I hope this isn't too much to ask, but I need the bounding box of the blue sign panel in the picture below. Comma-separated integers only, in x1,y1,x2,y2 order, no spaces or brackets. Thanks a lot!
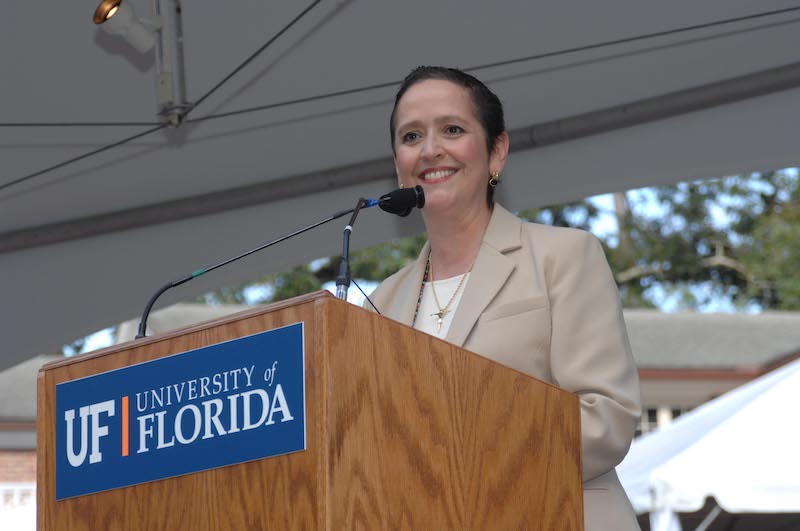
55,322,306,500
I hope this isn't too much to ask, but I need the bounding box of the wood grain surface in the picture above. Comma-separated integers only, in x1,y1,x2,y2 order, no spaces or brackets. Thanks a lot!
325,302,582,530
38,293,328,531
37,291,582,530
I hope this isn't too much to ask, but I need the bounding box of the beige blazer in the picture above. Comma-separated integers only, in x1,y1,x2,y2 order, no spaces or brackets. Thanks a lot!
367,204,642,531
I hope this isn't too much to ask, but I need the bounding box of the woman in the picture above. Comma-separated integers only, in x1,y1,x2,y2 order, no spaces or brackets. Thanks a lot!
368,66,642,530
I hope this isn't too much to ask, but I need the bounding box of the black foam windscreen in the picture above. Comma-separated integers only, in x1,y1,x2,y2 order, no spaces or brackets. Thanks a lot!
378,185,425,217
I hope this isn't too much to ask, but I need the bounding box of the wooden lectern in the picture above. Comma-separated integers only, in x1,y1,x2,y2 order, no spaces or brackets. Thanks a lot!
38,291,582,529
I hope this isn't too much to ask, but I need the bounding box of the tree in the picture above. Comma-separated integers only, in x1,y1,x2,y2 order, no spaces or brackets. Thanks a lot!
64,168,800,354
604,169,799,310
739,197,800,309
197,235,427,306
199,169,800,311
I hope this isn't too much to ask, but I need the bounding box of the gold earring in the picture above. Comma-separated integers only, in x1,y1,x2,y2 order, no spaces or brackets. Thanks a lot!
399,183,405,189
488,171,500,188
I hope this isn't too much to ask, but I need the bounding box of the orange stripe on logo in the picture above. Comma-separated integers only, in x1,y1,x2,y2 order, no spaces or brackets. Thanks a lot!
122,396,129,457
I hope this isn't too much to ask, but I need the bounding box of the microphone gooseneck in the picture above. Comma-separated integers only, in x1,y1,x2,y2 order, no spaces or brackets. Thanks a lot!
136,188,418,339
134,201,378,339
378,185,425,217
335,198,368,301
335,186,424,302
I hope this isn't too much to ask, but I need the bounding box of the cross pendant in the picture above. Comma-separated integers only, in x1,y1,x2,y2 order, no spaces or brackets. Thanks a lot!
431,311,445,333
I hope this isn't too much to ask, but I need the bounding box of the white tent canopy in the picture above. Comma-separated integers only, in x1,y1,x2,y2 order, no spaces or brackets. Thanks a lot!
618,357,800,526
0,499,36,531
2,2,800,369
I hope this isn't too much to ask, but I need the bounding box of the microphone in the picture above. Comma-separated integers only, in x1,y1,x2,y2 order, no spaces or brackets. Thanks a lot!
336,186,424,302
378,185,425,217
134,201,378,339
135,186,417,339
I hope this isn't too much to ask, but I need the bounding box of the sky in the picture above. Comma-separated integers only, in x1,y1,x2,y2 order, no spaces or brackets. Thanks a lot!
583,193,748,313
71,167,799,355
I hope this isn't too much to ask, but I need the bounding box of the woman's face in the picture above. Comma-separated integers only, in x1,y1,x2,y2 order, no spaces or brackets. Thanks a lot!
392,79,507,217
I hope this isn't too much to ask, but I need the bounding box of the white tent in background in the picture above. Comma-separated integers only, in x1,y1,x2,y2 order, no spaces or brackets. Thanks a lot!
618,356,800,530
0,495,35,531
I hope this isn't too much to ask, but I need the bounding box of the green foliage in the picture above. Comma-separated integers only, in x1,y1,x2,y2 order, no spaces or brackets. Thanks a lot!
198,168,800,311
740,202,800,309
62,169,800,355
518,200,599,231
271,265,324,302
198,234,427,306
610,170,799,309
350,233,427,280
62,337,87,356
196,282,258,305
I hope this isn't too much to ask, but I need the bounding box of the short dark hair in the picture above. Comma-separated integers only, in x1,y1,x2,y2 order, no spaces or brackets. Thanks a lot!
390,66,505,154
389,66,506,204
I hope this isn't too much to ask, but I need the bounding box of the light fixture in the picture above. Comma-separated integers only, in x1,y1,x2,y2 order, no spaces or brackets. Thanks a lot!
93,0,121,23
93,0,191,126
93,0,156,55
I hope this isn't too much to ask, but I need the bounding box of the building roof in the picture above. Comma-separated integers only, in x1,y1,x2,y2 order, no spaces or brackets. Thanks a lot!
625,309,800,370
4,307,800,423
116,303,254,343
0,354,61,422
1,304,253,425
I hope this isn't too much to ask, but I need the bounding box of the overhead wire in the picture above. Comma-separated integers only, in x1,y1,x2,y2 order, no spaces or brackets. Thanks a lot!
188,4,800,124
2,4,799,193
0,124,168,193
4,4,798,130
11,5,799,129
0,0,325,193
187,0,323,113
184,80,400,123
465,5,800,73
0,121,162,127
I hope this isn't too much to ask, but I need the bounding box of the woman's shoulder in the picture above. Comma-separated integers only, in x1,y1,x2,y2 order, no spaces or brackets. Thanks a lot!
515,218,611,279
377,260,419,290
492,203,599,248
519,217,602,251
364,256,422,310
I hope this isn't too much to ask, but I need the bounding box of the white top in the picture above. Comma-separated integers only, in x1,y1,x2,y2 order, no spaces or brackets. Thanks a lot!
413,272,471,339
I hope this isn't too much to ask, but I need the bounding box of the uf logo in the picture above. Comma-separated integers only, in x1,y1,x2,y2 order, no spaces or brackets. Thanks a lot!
64,399,116,467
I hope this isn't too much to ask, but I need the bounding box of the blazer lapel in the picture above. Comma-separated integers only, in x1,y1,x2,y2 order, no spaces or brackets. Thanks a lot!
445,205,523,347
395,240,431,326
